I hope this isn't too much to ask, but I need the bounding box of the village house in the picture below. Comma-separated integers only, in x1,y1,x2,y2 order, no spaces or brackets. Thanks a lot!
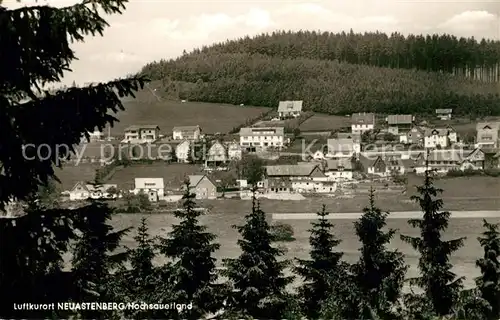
188,175,217,200
325,158,353,181
436,108,453,120
175,140,191,163
351,112,375,134
172,125,202,141
265,163,328,193
461,148,486,171
132,178,165,202
227,141,242,161
405,126,425,145
239,127,285,151
68,182,118,201
424,127,457,149
327,138,356,158
412,149,482,175
386,114,414,142
278,100,303,119
205,141,227,167
476,122,500,149
123,125,160,143
359,155,387,177
336,132,361,153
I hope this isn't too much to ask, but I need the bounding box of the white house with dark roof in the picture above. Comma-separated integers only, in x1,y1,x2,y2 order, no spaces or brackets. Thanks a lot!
132,178,164,202
326,138,358,158
476,122,500,149
424,127,457,149
436,109,453,120
123,125,160,143
325,158,353,181
351,113,375,134
68,182,118,201
187,175,217,199
386,114,414,136
172,125,202,141
278,100,303,119
239,127,285,150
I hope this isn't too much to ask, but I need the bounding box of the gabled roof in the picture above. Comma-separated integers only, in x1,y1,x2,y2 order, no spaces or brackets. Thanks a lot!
336,132,361,143
435,109,452,114
172,125,201,132
476,122,500,131
387,114,413,125
278,100,303,112
188,175,214,188
266,164,321,177
358,155,378,169
70,181,89,192
351,113,375,125
326,158,353,170
125,125,160,131
239,127,285,136
424,128,449,137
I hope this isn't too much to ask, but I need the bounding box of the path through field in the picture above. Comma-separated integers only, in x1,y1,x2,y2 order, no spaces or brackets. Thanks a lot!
112,210,500,289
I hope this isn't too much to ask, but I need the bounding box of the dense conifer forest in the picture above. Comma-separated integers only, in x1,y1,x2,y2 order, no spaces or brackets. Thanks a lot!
141,30,500,116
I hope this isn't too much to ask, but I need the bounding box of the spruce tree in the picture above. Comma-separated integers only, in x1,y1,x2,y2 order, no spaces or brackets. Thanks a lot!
223,193,293,319
159,180,224,319
0,1,144,317
400,169,465,316
71,200,130,319
117,217,161,319
476,219,500,320
351,188,407,319
295,204,345,319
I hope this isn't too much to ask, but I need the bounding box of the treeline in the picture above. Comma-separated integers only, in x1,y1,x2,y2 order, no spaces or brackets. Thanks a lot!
3,172,500,319
185,30,500,82
141,52,500,116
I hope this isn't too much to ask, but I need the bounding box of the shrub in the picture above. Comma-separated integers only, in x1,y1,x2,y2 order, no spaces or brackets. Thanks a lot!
271,222,296,242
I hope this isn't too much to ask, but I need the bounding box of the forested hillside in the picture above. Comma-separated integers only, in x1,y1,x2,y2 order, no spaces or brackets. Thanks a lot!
141,30,500,116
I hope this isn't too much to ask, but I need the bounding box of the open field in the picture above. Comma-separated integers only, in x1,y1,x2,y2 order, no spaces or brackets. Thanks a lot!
107,163,203,190
111,212,500,289
53,163,102,190
299,114,350,132
111,95,270,136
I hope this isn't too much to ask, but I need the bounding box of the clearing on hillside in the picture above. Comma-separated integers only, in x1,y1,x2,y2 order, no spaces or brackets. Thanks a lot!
299,114,350,132
54,163,101,191
110,96,270,136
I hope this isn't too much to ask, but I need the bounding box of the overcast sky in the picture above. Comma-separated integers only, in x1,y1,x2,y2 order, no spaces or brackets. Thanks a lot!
6,0,500,85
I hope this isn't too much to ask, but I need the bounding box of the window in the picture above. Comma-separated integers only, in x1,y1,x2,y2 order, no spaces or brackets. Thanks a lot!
144,183,156,187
